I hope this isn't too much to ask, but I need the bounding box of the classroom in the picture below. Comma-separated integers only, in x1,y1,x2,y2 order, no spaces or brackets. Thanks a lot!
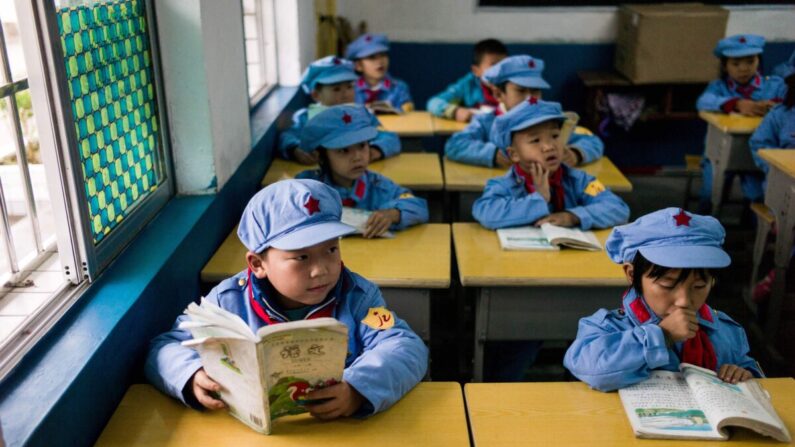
1,0,795,445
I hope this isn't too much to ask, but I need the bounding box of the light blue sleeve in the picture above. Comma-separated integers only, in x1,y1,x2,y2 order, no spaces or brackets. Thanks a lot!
696,80,734,112
716,312,765,378
371,175,429,230
563,310,671,392
277,109,308,160
342,284,428,415
427,74,471,118
368,113,401,159
567,130,604,164
444,114,499,167
767,75,787,101
472,176,551,229
566,172,630,230
390,79,414,110
748,108,781,174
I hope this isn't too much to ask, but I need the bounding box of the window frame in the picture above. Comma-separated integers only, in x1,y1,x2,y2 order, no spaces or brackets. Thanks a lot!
243,0,278,106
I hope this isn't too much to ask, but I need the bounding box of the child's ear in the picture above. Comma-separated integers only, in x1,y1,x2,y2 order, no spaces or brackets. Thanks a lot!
507,146,520,163
492,85,504,102
246,251,268,279
310,89,321,102
354,60,364,72
471,64,481,77
622,263,634,286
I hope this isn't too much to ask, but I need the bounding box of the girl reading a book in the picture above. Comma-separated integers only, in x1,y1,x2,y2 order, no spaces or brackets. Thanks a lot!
563,208,763,392
295,104,428,238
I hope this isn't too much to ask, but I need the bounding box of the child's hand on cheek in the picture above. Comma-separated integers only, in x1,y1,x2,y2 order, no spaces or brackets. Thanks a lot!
717,364,753,384
190,368,227,410
535,211,580,227
529,162,551,202
363,209,400,238
304,381,365,420
658,307,698,344
295,149,320,165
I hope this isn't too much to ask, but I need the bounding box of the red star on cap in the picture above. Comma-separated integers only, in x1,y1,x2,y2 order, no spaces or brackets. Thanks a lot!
528,59,536,68
341,112,352,124
304,196,320,215
673,209,691,227
365,35,372,42
332,57,341,65
527,96,538,105
739,36,747,43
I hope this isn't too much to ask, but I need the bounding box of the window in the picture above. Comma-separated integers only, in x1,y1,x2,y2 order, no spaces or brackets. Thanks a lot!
0,0,172,379
242,0,277,104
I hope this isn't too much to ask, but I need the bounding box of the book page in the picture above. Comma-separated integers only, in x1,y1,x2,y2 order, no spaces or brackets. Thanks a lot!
540,223,602,251
619,371,723,439
341,207,394,238
496,226,558,251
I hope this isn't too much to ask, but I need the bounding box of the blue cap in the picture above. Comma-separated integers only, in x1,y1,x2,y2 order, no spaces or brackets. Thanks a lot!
606,208,731,268
345,33,390,59
482,55,550,90
301,104,378,151
713,34,765,58
238,179,355,253
301,56,358,94
489,98,567,149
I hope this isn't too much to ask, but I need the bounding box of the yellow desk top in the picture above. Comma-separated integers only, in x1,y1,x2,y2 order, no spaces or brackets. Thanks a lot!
443,157,633,193
431,116,468,135
377,111,435,137
759,149,795,179
465,379,795,447
202,224,451,288
699,111,763,134
452,222,625,287
262,154,443,191
95,382,469,446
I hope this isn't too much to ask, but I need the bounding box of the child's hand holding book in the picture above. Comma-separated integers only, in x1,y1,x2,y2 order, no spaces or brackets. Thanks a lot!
304,381,366,420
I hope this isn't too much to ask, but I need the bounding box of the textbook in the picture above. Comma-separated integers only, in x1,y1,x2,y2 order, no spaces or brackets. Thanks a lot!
180,298,348,434
341,207,394,238
367,100,403,115
619,363,791,442
496,223,601,251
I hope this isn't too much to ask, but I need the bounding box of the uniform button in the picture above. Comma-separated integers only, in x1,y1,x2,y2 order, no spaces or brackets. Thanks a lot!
238,278,246,287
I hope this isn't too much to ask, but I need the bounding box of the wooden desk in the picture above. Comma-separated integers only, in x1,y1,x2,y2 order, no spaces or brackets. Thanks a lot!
431,116,468,136
758,150,795,340
699,111,764,215
453,223,626,381
261,153,444,191
465,379,795,447
96,382,469,446
377,111,435,137
201,224,451,341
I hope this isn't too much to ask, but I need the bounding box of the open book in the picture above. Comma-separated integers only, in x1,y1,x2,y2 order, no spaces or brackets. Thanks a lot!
619,363,791,442
496,223,601,251
367,100,403,115
341,207,394,238
180,298,348,434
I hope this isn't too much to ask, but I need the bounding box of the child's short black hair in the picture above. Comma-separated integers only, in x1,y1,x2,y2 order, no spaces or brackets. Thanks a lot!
316,147,331,175
785,73,795,108
494,81,508,93
631,252,717,295
473,39,508,66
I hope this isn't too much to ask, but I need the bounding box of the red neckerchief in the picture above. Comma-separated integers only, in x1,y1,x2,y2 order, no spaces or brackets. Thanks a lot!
358,77,390,104
513,164,565,211
341,176,366,207
246,268,336,325
480,81,499,108
728,73,761,99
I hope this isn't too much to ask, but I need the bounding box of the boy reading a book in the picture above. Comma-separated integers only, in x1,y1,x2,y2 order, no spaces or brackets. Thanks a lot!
296,104,428,238
563,208,763,392
278,56,400,165
472,98,628,231
145,179,428,418
346,33,414,112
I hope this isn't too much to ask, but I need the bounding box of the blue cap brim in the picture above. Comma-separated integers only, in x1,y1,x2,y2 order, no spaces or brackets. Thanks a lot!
269,221,356,250
720,48,763,58
354,44,389,59
509,114,566,133
638,245,731,269
324,127,379,149
509,76,551,90
315,72,358,87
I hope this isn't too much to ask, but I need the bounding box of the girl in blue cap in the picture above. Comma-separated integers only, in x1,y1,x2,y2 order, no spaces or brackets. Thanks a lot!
345,34,414,112
146,179,428,417
296,105,428,238
564,208,762,392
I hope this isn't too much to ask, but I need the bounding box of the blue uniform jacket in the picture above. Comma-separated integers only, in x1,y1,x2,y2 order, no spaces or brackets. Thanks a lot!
354,75,413,110
145,267,428,415
749,104,795,174
563,288,763,392
695,74,786,112
472,165,629,230
426,72,486,118
277,108,400,160
295,169,429,230
444,111,604,167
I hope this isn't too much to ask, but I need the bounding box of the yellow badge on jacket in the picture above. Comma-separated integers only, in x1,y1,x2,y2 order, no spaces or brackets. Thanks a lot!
361,307,395,330
399,192,414,199
584,180,606,197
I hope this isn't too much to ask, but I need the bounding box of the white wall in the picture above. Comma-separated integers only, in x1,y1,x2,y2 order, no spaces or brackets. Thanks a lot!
276,0,317,86
335,0,795,44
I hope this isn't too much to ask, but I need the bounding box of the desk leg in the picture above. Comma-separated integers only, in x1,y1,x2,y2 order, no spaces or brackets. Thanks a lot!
764,181,795,340
473,288,490,382
705,125,728,216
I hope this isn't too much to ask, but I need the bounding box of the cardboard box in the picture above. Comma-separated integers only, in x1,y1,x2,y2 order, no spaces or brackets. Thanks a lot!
614,3,728,84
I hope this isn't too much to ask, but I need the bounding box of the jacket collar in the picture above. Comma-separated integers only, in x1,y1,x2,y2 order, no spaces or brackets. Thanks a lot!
322,171,368,206
357,74,394,92
621,287,717,330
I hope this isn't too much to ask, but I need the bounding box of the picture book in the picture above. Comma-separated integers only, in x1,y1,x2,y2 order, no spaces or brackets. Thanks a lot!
341,207,394,238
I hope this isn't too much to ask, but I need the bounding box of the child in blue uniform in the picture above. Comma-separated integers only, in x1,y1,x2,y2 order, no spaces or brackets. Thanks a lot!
426,38,507,122
345,34,414,112
472,98,628,231
564,208,762,392
696,34,787,208
445,55,604,168
145,179,428,416
278,56,400,165
295,104,428,238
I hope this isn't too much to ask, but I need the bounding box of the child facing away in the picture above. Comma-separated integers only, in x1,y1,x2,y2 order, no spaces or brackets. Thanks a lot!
295,104,428,238
426,38,507,122
696,34,787,209
563,208,763,392
445,55,604,168
145,179,428,417
472,97,628,231
278,56,400,165
345,33,414,112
